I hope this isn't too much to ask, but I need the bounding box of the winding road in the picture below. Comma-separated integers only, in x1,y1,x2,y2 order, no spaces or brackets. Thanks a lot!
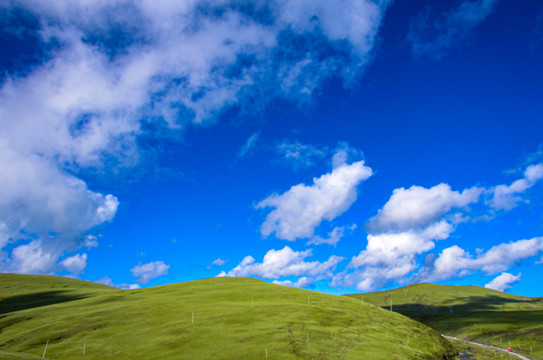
444,336,532,360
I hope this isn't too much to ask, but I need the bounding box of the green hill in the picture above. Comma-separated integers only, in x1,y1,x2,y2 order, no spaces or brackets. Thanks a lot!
0,274,455,360
346,283,543,359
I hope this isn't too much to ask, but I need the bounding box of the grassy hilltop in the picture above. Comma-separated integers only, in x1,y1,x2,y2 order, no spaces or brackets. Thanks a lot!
0,274,455,360
346,283,543,360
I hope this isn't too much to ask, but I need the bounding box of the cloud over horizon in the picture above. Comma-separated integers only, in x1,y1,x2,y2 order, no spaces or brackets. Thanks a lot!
131,260,170,284
218,245,344,287
336,183,482,291
485,272,522,292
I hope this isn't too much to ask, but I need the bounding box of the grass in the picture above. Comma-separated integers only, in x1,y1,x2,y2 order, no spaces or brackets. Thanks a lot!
0,274,455,360
346,283,543,360
0,350,45,360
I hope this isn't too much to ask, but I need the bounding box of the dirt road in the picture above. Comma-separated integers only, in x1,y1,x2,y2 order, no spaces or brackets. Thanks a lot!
444,336,532,360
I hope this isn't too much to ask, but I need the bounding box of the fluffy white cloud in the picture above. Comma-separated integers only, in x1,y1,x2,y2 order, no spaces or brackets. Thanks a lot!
9,241,57,274
0,142,118,274
422,237,543,281
219,246,344,286
338,221,454,291
131,260,170,284
60,253,88,275
334,162,542,291
0,0,389,275
336,183,481,290
408,0,501,59
9,241,89,275
0,144,118,237
0,0,388,148
257,155,373,240
354,221,454,268
368,184,482,233
489,163,543,210
485,272,521,292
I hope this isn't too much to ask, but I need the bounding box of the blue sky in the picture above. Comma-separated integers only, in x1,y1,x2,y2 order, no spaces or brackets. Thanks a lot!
1,0,543,296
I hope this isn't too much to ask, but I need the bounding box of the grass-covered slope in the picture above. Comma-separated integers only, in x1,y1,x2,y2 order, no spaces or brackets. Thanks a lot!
0,274,455,360
0,274,115,315
346,283,543,359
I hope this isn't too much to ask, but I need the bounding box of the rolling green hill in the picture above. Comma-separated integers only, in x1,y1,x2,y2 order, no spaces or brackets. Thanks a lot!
0,274,455,360
346,283,543,360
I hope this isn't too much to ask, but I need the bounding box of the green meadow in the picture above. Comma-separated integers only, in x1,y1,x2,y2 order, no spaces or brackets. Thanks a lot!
0,274,455,360
346,283,543,360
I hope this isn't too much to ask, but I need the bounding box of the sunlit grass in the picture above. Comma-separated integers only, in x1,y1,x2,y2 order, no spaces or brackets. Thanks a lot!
0,274,455,359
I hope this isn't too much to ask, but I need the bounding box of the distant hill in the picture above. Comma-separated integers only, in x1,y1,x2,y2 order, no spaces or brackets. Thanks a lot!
346,283,543,360
0,274,455,360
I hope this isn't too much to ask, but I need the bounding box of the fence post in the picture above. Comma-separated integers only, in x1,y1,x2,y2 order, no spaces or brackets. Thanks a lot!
42,340,49,359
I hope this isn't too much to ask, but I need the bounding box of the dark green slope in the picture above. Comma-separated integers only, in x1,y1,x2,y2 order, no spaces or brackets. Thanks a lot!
0,274,455,360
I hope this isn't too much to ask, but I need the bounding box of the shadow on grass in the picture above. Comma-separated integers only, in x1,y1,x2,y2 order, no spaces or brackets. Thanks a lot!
0,291,89,315
378,294,541,318
419,310,543,328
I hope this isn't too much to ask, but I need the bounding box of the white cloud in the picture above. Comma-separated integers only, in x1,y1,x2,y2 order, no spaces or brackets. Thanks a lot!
422,237,543,281
333,161,543,291
257,151,373,240
0,142,118,274
307,225,352,246
131,260,170,284
211,258,227,266
220,246,344,286
238,131,261,158
408,0,501,59
489,163,543,211
339,221,455,291
368,184,482,233
60,253,88,275
0,0,389,148
0,0,389,275
485,272,521,292
276,140,328,169
335,183,481,290
9,241,57,274
207,258,228,269
354,221,454,268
